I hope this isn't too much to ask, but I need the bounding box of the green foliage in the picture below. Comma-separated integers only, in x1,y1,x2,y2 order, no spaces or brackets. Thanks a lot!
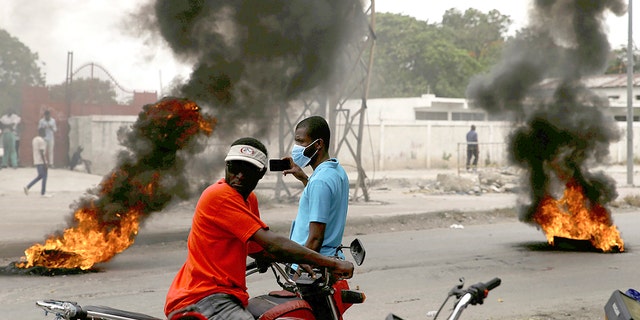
441,8,511,66
367,13,433,98
0,29,45,113
368,10,512,99
49,77,118,105
605,45,640,74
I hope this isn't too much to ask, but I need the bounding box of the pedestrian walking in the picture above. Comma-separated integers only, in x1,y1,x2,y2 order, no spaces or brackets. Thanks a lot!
24,127,52,197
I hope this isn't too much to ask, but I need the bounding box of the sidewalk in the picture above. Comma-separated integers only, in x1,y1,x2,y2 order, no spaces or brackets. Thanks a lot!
1,165,638,259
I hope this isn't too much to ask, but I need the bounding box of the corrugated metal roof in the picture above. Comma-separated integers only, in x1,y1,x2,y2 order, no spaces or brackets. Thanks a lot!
582,74,640,87
541,74,640,88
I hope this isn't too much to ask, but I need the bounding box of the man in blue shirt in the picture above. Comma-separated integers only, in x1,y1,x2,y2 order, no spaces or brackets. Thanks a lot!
466,124,479,172
284,116,349,259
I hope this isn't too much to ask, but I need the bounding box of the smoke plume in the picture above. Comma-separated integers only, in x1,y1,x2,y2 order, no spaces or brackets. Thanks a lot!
78,98,215,223
14,1,370,271
18,98,215,270
466,0,627,223
130,0,365,138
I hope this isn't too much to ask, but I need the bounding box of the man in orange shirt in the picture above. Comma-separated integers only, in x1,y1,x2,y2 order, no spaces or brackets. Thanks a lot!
165,137,353,320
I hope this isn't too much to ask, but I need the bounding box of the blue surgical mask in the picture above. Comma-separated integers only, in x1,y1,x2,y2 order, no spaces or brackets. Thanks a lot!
291,139,319,168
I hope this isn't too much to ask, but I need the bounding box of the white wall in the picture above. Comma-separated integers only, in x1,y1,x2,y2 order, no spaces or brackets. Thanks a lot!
68,115,137,175
68,114,640,176
339,121,513,171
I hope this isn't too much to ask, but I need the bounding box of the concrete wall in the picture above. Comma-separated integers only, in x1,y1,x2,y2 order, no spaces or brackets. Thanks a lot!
68,115,137,175
68,114,640,176
337,121,513,171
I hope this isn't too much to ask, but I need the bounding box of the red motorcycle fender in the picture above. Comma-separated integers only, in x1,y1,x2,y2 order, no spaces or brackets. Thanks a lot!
333,279,353,315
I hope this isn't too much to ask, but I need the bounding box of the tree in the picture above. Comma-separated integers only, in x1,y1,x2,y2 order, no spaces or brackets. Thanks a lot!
368,12,504,98
441,8,512,67
49,78,118,105
368,13,434,98
0,29,45,113
418,36,483,98
605,45,640,74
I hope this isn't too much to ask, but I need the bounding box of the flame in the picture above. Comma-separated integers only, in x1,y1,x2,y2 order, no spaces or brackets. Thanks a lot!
533,180,624,252
17,98,216,270
18,207,141,270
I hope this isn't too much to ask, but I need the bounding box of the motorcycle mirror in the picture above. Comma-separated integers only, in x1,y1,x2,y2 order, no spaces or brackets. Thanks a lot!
349,238,366,266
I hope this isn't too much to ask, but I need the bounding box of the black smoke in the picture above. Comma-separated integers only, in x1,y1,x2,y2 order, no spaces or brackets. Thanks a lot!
131,0,366,137
16,98,216,270
125,0,368,185
466,0,626,223
76,98,215,224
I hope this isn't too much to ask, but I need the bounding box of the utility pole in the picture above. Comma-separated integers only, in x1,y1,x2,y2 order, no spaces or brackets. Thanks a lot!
273,0,376,201
627,0,634,186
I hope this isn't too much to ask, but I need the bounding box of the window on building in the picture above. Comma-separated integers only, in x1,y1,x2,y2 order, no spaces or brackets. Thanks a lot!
636,95,640,101
488,113,511,121
451,112,485,121
608,95,620,100
614,115,640,121
415,111,448,120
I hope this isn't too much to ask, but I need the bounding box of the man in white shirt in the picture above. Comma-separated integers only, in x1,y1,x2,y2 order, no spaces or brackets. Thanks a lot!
24,128,52,197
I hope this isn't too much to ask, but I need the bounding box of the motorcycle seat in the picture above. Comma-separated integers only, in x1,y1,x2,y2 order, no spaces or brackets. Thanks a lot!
247,294,313,320
268,290,298,298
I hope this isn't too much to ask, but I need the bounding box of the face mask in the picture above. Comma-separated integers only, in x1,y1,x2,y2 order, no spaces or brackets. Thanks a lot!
291,139,319,168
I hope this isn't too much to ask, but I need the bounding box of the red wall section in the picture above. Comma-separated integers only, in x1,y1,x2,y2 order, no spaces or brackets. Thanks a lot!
18,86,157,167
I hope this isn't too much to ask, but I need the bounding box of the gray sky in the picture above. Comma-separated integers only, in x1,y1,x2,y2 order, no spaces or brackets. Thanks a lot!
0,0,632,94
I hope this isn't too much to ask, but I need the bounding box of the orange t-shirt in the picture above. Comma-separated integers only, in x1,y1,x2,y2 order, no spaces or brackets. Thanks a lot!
164,178,267,316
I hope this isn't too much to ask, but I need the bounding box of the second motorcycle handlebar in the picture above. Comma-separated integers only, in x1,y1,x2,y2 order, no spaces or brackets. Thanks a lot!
453,277,501,305
386,277,502,320
439,277,502,320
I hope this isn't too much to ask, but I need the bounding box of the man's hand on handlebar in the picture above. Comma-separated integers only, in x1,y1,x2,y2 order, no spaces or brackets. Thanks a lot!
297,263,315,278
331,259,354,280
254,258,271,273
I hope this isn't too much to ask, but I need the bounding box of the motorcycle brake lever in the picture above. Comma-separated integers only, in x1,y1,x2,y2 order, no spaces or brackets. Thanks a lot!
447,277,466,297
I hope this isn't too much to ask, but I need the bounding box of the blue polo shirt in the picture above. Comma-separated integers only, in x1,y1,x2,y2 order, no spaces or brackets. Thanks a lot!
290,159,349,258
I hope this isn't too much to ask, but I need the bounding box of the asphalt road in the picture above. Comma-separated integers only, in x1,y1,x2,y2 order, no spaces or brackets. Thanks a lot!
337,212,639,320
2,211,638,320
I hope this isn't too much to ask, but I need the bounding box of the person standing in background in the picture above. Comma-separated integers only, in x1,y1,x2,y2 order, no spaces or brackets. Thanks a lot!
14,122,21,166
0,109,21,168
466,124,479,172
38,110,57,167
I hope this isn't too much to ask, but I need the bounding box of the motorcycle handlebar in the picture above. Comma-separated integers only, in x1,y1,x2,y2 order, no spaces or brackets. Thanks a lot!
466,278,501,305
36,300,87,319
479,277,501,291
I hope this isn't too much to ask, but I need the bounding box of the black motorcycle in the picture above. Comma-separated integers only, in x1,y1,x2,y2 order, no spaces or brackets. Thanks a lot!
386,277,501,320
